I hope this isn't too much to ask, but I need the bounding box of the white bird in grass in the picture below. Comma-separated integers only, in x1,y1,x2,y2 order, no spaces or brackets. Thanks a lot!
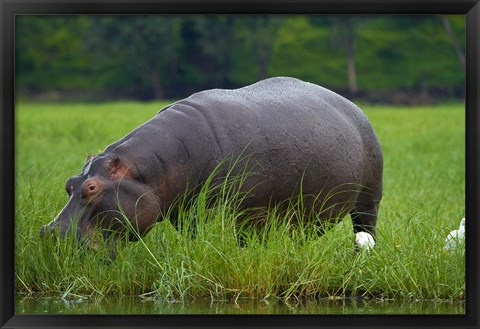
355,232,376,251
444,218,465,251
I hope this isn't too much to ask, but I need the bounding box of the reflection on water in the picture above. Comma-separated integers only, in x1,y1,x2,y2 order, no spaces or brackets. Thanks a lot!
16,295,465,315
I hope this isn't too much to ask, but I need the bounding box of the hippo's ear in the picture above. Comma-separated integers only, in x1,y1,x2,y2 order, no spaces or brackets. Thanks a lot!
85,154,95,164
108,156,137,180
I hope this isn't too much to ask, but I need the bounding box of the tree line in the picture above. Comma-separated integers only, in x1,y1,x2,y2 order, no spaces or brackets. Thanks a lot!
16,15,465,104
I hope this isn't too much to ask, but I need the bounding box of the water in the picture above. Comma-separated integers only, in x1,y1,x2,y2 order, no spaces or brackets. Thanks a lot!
16,295,465,315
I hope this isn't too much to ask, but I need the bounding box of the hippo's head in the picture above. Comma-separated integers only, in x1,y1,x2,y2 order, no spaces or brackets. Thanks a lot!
40,154,161,257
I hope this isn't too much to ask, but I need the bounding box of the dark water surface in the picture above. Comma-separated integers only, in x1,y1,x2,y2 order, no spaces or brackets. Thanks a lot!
16,295,464,315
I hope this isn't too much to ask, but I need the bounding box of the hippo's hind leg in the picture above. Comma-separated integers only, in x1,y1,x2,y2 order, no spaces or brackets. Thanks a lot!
350,201,379,239
350,188,381,240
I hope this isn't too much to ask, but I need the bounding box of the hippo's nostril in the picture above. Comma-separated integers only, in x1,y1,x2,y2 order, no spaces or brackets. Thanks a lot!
40,224,56,239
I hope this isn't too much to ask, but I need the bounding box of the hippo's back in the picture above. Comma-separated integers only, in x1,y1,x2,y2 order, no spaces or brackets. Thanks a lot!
163,77,381,215
121,77,382,220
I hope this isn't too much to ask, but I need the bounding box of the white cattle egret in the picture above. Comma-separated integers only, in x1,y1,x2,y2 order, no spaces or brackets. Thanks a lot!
355,232,375,251
444,218,465,251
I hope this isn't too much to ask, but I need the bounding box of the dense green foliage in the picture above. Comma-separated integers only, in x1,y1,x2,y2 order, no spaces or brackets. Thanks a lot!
16,15,464,102
16,102,465,309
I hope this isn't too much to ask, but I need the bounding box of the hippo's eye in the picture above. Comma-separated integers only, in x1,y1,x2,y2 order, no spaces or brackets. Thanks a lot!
82,179,101,198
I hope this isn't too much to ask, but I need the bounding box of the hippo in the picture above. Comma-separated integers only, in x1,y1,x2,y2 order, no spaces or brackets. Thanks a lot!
40,77,383,257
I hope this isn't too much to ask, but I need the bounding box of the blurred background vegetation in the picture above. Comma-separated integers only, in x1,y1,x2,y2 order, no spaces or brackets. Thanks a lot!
16,15,465,104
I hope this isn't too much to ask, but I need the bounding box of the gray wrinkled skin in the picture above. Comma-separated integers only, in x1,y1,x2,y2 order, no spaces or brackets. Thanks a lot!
40,77,383,257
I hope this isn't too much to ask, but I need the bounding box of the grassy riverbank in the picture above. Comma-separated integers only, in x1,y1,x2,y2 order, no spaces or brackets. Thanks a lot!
15,102,465,304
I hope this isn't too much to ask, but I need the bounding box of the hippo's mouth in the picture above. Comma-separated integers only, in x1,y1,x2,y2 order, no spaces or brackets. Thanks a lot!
80,222,120,259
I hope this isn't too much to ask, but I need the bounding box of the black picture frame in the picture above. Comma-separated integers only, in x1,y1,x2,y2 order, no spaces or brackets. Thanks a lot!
1,1,479,328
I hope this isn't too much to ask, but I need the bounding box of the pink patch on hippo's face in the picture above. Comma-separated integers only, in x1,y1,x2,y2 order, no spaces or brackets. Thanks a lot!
107,156,136,180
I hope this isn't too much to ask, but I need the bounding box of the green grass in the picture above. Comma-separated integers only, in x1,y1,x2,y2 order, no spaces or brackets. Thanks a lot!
15,102,465,304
